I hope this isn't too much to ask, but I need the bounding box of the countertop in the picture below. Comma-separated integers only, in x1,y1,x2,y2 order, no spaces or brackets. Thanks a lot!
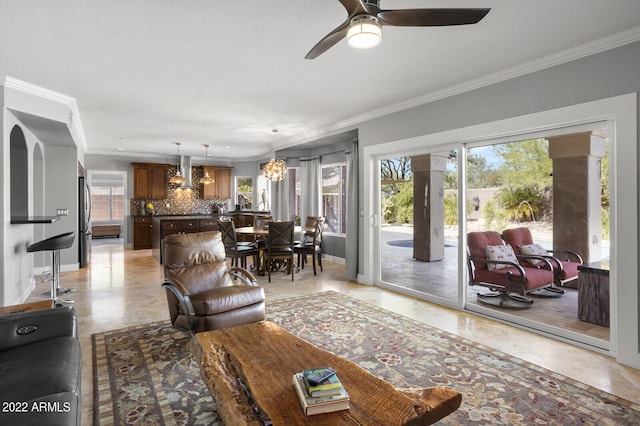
133,212,271,219
11,216,61,224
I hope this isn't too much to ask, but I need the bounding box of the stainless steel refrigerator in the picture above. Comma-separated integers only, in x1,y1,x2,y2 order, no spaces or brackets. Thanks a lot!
79,176,92,267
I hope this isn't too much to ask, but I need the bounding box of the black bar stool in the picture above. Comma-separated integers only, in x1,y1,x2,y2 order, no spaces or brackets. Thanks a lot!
27,231,76,305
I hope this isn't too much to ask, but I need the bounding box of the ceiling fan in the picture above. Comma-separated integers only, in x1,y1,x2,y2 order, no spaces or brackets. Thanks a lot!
305,0,491,59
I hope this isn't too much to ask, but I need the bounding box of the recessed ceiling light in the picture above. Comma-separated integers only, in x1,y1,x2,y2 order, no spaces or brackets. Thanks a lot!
224,146,230,149
118,137,128,141
116,147,125,151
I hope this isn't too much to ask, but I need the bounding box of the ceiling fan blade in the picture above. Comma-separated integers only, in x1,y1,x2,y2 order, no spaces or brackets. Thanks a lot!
338,0,370,15
305,20,350,60
377,8,490,27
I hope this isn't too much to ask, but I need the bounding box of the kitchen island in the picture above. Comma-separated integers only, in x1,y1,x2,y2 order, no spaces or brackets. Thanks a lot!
147,212,270,263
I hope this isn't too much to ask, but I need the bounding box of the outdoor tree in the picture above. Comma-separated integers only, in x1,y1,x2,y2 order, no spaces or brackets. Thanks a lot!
493,139,552,189
381,157,411,196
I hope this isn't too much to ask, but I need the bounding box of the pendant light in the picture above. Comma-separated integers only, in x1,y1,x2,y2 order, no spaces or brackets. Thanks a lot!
264,129,286,182
199,144,215,185
169,142,186,185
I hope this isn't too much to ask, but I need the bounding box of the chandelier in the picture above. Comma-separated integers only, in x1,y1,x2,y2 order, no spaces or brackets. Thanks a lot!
168,142,186,185
264,129,286,182
263,158,287,182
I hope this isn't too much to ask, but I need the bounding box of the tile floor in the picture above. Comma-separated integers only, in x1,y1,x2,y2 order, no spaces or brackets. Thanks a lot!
26,238,640,424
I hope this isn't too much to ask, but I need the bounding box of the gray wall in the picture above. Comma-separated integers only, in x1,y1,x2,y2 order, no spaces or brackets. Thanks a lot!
354,40,640,275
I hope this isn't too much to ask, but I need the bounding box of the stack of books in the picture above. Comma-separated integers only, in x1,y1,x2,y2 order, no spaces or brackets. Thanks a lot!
292,367,350,416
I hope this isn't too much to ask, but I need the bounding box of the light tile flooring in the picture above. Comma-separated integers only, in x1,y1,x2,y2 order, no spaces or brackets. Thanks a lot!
26,238,640,425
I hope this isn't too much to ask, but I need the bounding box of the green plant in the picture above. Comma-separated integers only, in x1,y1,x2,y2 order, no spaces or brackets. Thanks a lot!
496,185,544,222
444,193,458,225
483,199,510,231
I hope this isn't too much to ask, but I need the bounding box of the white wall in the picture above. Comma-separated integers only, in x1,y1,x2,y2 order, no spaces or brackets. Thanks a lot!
1,82,81,305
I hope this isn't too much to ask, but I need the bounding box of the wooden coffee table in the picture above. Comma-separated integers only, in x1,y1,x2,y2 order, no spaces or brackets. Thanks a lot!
192,321,461,425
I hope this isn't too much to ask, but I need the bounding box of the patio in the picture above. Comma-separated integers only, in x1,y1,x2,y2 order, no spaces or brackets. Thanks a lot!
380,224,610,342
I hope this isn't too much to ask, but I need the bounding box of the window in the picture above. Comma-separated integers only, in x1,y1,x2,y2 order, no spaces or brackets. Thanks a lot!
236,177,253,210
91,185,124,222
322,163,347,234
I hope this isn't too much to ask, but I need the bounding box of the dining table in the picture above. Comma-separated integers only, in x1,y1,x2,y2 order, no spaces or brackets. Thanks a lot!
234,225,315,236
234,225,316,275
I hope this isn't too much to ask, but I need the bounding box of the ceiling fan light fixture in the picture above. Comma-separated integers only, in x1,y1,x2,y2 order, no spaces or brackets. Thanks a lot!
347,15,382,49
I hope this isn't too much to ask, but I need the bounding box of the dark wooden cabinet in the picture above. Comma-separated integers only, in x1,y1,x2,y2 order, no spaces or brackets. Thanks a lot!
202,167,232,199
133,217,153,249
133,163,170,199
199,219,218,232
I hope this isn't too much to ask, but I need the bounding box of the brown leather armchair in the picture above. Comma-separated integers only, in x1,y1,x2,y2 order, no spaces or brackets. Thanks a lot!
162,231,265,333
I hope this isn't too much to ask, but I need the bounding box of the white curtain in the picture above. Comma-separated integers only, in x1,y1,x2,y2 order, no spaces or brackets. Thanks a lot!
271,172,290,221
300,157,321,221
345,140,359,280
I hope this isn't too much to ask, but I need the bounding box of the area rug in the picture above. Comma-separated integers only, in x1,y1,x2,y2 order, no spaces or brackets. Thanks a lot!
93,291,640,425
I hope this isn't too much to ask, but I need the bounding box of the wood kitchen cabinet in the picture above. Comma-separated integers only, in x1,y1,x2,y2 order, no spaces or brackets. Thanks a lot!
133,217,153,249
133,163,170,199
202,166,232,199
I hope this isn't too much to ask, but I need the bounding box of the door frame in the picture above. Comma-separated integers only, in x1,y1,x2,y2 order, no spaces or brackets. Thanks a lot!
361,93,638,368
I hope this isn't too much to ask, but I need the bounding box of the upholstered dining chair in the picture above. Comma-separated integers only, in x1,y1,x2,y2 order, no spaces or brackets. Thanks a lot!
265,221,295,282
467,230,564,309
294,217,324,275
161,231,265,333
217,219,260,269
502,227,583,287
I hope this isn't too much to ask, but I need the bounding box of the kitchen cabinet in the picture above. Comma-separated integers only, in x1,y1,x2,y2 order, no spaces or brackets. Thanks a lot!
133,217,153,249
133,163,170,199
202,167,232,199
152,216,221,263
199,219,219,232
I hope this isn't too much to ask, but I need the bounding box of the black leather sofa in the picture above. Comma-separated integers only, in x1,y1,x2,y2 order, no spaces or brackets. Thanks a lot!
0,306,81,425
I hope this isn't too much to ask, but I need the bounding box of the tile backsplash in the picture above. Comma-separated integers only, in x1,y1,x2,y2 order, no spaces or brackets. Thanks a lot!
131,167,229,215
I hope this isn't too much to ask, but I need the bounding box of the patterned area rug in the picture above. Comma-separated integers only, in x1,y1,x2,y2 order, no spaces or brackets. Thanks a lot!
93,291,640,425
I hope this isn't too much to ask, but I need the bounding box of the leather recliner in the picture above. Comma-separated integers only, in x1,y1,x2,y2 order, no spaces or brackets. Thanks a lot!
162,231,265,333
0,306,81,425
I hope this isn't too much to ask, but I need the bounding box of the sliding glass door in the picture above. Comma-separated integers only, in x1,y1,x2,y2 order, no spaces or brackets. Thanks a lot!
378,150,460,306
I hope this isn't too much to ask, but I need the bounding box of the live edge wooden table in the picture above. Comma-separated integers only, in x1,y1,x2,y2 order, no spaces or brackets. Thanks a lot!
191,321,461,425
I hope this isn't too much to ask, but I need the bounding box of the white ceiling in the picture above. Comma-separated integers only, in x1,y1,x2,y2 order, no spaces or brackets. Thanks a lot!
1,1,640,161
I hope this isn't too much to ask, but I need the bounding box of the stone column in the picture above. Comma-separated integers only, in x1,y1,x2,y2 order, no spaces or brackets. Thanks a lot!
412,153,448,262
548,132,606,263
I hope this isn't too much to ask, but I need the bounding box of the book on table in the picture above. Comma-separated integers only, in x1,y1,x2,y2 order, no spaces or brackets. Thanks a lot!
302,367,344,397
292,372,350,416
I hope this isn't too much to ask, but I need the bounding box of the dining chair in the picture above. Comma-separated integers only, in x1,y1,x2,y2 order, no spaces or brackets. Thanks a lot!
265,221,295,282
294,217,324,275
253,215,272,249
217,220,259,269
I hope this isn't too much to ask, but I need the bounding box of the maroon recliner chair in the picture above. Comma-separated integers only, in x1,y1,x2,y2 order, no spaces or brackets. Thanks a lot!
502,227,583,287
467,231,564,309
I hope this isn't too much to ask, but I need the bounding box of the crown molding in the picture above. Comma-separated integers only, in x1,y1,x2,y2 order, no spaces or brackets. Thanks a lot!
328,25,640,134
2,76,88,153
2,76,75,105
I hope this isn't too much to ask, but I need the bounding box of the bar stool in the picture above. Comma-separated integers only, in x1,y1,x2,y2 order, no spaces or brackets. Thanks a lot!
27,231,76,305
